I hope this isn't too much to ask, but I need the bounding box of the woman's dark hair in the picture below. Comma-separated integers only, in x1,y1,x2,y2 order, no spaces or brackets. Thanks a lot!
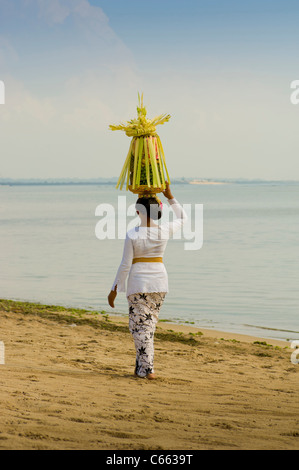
136,197,162,221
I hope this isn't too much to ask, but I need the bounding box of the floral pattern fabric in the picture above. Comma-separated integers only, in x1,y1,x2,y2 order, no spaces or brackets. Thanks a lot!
128,292,166,378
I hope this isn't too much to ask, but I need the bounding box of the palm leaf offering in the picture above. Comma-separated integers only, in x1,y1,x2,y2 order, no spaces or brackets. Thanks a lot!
110,94,171,196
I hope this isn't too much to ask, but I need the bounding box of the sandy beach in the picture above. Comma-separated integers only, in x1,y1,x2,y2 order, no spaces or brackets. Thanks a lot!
0,299,298,450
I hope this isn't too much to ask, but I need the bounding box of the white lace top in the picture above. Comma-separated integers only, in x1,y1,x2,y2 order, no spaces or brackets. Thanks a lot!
111,198,187,297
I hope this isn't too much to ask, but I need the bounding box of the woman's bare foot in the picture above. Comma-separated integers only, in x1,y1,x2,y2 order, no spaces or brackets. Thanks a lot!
146,373,156,380
133,370,156,380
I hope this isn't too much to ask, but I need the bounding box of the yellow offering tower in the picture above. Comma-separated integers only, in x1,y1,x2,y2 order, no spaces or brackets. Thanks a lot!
109,94,171,197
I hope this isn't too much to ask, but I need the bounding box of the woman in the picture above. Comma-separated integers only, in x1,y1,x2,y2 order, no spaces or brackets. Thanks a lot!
108,182,187,380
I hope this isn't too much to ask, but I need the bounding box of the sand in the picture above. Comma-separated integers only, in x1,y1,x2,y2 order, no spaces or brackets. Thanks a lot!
0,300,298,450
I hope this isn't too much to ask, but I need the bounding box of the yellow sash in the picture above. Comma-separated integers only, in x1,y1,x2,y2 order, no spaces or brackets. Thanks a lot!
132,257,163,264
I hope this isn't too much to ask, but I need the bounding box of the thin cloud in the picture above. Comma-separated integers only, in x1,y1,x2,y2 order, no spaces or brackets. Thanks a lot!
0,0,142,178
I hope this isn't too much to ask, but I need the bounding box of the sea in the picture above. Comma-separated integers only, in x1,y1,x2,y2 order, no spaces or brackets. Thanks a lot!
0,181,298,342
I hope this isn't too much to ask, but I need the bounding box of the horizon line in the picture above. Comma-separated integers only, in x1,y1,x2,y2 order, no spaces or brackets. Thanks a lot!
1,177,299,185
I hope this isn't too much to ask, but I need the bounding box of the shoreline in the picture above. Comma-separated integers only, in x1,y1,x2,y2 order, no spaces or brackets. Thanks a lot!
1,297,293,347
1,298,291,347
110,313,288,349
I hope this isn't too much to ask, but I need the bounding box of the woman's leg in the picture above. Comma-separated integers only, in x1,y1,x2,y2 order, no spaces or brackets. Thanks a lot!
128,292,166,378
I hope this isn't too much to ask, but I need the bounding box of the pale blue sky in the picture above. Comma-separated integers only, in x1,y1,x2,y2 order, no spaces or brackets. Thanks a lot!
0,0,299,180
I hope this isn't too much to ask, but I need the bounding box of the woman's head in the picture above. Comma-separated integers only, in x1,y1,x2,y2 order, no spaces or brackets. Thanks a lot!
136,196,162,221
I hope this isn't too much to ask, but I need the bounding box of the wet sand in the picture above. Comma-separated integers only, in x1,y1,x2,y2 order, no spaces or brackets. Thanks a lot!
0,300,298,450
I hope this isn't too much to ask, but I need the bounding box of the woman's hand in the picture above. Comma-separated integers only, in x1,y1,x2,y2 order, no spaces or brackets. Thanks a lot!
108,287,117,308
162,181,174,200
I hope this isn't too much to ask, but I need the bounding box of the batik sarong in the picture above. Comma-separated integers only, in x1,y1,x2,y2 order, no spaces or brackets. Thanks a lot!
127,292,166,378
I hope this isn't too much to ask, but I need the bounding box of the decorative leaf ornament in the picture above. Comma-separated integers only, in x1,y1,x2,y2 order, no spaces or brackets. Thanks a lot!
109,94,171,196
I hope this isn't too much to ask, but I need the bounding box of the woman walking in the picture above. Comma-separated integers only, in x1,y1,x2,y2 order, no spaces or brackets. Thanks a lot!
108,182,187,380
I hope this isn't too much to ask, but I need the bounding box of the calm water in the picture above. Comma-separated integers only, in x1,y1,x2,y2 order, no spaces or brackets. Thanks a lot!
0,182,299,341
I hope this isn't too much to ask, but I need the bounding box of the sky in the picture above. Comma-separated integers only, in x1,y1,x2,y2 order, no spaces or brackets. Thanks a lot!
0,0,299,180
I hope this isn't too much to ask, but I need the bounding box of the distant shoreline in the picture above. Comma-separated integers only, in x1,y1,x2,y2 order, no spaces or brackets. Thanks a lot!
189,180,228,185
1,179,299,186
